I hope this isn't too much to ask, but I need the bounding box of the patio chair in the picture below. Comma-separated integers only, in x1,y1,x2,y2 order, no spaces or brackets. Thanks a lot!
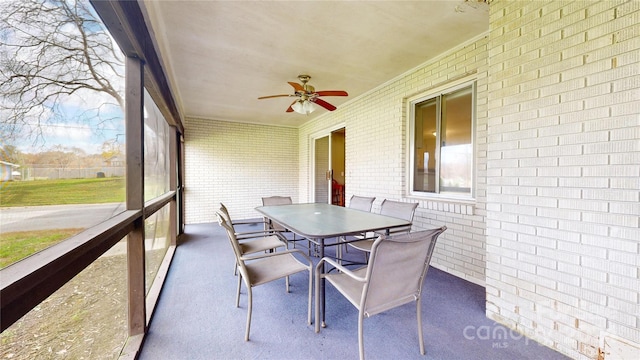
347,195,376,212
332,179,345,206
348,199,418,261
217,213,313,341
220,202,268,229
218,203,287,275
315,227,447,360
261,196,312,255
336,195,376,263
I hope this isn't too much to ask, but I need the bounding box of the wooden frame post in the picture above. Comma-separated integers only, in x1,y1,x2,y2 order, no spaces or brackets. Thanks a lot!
126,55,146,336
169,127,178,246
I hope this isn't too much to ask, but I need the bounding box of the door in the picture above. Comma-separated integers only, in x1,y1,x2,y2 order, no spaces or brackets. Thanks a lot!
314,136,330,203
330,129,345,206
312,127,346,204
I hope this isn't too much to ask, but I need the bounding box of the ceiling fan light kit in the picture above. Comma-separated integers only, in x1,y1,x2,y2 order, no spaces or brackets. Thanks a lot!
291,99,317,114
258,75,348,114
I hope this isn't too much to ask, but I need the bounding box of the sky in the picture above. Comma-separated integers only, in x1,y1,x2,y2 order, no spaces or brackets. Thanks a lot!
1,0,126,155
4,87,126,155
14,94,125,155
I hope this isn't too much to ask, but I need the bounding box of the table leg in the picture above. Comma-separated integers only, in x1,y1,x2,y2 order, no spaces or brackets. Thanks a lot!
320,237,326,328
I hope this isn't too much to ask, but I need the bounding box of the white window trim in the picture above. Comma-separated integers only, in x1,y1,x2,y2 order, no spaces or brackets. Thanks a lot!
406,77,477,202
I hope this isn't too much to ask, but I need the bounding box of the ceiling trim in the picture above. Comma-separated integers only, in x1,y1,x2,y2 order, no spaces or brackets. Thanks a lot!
185,115,300,129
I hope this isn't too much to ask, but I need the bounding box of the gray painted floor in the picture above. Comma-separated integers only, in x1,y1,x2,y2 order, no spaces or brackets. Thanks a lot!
139,222,570,360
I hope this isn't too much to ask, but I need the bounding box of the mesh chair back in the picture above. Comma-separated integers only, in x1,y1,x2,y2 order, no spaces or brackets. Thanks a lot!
362,227,446,317
379,200,418,235
261,196,293,232
262,196,293,206
216,212,244,263
348,195,376,212
218,203,233,225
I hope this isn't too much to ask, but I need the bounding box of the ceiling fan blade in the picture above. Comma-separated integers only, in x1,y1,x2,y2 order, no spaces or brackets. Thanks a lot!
315,90,348,97
288,82,305,92
286,100,296,112
258,94,294,99
313,98,337,111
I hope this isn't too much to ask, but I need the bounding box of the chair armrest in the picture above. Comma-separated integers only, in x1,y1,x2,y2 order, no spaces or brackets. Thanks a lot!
232,219,268,226
315,257,366,282
235,230,287,241
341,235,379,245
241,248,312,265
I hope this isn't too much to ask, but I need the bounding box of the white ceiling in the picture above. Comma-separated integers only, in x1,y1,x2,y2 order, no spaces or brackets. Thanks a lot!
140,0,489,128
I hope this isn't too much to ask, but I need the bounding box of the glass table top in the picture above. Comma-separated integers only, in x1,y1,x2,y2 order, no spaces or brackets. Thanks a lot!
255,203,410,239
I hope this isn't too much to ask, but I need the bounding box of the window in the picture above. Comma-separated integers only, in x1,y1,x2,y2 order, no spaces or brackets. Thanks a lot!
1,1,181,356
143,89,172,293
144,89,171,201
0,0,126,268
409,82,475,198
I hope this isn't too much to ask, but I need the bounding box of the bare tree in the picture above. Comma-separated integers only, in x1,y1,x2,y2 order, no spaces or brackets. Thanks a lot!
101,138,122,166
48,145,77,170
0,0,124,147
1,144,24,165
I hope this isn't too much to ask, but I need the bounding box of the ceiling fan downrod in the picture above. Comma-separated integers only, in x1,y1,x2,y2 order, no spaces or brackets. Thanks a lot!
298,75,314,93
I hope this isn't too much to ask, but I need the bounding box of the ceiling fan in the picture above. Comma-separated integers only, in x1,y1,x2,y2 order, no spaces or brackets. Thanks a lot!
258,75,348,114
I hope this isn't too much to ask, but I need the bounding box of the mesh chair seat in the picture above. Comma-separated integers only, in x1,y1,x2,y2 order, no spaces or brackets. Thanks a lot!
243,253,310,287
238,236,286,255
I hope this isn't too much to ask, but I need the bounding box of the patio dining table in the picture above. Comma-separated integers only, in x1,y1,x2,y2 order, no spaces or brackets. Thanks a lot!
254,202,411,327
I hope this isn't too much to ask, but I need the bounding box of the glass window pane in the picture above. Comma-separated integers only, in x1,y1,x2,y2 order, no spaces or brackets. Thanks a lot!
143,90,170,201
0,0,125,267
440,87,472,195
145,204,170,294
0,238,128,358
413,98,437,193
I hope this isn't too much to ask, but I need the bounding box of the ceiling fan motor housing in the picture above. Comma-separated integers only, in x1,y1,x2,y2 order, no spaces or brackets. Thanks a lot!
298,75,314,93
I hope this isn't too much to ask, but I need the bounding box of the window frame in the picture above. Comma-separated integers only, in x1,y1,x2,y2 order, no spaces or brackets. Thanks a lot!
1,3,184,356
407,78,477,201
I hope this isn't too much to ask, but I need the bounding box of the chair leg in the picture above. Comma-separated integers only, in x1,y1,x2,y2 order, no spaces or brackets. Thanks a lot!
314,272,321,333
236,273,242,308
417,299,425,355
307,268,312,325
358,310,365,360
245,286,253,341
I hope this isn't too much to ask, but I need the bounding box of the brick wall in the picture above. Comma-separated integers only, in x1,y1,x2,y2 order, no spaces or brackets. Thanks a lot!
183,118,298,223
298,34,490,285
486,1,639,358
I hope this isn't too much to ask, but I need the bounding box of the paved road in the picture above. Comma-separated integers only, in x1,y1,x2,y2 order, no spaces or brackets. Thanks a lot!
0,203,127,233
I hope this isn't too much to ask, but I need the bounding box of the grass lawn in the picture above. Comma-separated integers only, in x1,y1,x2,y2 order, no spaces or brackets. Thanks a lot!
1,177,125,268
0,229,84,269
1,177,125,207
